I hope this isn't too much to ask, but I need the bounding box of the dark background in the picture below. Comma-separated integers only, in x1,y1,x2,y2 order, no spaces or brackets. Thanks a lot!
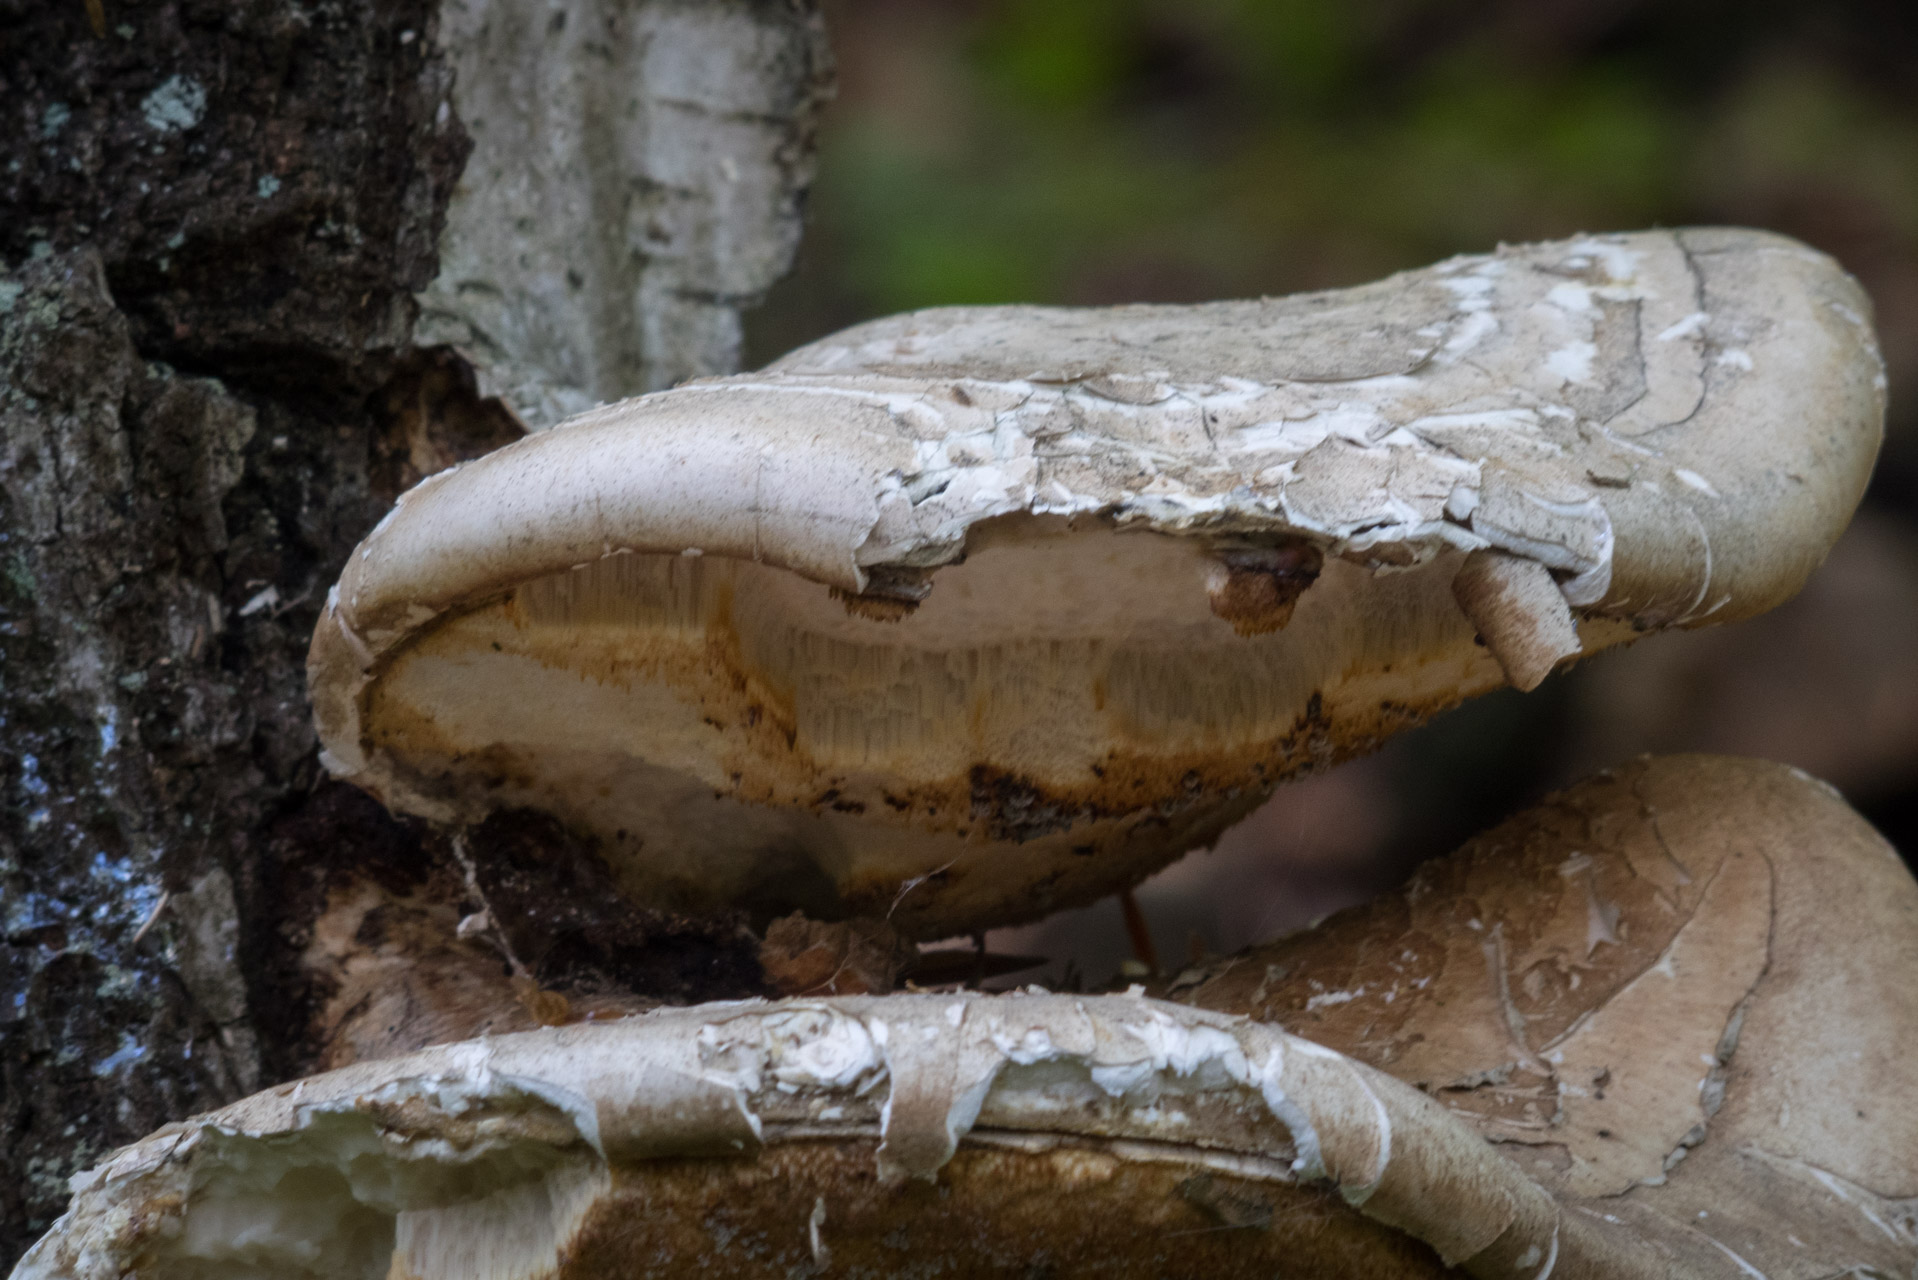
749,0,1918,980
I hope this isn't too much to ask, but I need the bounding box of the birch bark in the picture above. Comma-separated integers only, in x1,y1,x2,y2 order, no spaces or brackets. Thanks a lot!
0,0,828,1259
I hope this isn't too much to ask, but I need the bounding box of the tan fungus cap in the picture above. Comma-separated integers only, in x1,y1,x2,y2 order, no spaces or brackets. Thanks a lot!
308,229,1884,937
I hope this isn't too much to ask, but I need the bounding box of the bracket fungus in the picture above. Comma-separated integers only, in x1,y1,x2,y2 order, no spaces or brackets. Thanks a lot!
14,230,1907,1278
15,757,1918,1279
308,228,1882,937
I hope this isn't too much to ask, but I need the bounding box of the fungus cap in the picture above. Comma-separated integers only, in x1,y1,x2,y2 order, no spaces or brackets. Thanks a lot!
308,229,1883,937
18,757,1918,1279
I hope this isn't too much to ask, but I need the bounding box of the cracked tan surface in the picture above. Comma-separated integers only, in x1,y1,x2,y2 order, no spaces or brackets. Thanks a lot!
1178,754,1918,1277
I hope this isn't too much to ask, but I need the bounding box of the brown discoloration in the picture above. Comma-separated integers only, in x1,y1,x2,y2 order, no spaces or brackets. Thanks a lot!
369,346,525,500
1206,541,1324,635
302,875,539,1070
829,588,920,622
967,764,1095,842
830,565,934,622
758,914,916,996
844,690,1464,932
563,1141,1451,1280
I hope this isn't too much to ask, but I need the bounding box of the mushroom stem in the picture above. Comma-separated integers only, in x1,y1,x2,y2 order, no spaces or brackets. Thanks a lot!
1451,549,1582,691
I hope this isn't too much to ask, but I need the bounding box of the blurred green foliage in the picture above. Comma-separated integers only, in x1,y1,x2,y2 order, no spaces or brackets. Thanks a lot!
754,1,1918,492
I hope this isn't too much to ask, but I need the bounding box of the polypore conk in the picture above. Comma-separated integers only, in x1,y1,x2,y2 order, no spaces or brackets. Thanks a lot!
19,758,1918,1279
308,229,1883,937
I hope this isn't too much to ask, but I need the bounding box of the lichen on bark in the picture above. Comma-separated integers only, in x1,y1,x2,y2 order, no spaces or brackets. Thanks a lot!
0,249,314,1257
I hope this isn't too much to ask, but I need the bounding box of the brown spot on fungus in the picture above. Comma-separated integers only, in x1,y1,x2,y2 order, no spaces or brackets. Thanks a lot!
1205,540,1324,635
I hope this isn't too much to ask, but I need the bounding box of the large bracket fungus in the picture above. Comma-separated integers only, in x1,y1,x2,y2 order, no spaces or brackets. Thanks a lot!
308,228,1882,938
14,230,1910,1279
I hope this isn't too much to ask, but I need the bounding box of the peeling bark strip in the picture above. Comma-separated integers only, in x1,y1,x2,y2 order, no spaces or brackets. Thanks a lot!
0,1,828,1263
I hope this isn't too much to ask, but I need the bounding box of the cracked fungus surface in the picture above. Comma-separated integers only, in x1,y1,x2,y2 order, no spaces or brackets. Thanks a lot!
1182,758,1774,1198
1176,756,1918,1279
313,229,1884,936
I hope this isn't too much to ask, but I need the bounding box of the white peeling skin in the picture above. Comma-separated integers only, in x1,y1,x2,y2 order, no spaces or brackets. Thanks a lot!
1452,550,1584,691
763,229,1878,621
306,228,1884,936
14,995,1580,1280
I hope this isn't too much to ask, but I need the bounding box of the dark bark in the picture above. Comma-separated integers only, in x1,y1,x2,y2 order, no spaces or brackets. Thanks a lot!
2,0,464,392
0,0,828,1262
1,0,463,1244
0,239,411,1267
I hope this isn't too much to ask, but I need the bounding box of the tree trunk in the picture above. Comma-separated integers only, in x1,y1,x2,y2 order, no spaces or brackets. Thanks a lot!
0,0,830,1262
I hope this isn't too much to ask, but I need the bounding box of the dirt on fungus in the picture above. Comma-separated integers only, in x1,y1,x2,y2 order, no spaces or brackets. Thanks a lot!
559,1141,1451,1280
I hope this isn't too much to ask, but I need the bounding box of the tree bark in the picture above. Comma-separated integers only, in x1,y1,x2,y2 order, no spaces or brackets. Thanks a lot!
0,0,829,1263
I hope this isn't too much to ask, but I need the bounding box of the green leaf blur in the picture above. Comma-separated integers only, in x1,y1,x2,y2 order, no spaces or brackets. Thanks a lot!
756,2,1918,486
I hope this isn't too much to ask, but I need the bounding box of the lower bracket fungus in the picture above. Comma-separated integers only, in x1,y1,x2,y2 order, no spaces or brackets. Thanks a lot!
14,758,1918,1278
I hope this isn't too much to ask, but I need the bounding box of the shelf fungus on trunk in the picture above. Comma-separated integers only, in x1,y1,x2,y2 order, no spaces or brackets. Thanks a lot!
307,228,1882,938
15,757,1918,1279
